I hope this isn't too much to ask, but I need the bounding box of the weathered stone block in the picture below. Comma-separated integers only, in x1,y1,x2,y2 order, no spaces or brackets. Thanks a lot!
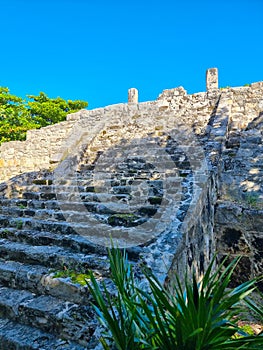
206,68,218,91
128,88,138,104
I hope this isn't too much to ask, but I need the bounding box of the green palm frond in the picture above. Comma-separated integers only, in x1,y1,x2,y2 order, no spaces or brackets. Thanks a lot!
87,247,263,350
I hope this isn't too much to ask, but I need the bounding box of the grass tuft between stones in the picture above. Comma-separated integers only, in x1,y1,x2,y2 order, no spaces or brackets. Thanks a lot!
52,269,91,286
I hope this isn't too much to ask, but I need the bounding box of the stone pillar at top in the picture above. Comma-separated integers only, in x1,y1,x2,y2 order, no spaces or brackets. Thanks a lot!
128,88,138,104
206,68,218,91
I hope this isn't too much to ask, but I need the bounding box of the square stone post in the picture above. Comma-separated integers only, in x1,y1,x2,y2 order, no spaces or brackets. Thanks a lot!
128,88,138,104
206,68,218,91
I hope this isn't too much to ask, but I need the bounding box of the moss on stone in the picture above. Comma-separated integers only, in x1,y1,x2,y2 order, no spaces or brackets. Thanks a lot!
108,213,140,227
148,196,162,205
233,324,255,338
52,270,91,286
0,229,11,238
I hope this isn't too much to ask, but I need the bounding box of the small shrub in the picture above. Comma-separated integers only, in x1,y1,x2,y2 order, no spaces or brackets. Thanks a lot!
87,248,263,349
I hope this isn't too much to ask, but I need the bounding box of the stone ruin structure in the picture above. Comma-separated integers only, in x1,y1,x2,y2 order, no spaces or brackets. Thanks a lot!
0,68,262,348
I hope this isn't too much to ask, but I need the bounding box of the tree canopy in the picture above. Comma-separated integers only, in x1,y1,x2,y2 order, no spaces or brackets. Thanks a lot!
0,87,88,144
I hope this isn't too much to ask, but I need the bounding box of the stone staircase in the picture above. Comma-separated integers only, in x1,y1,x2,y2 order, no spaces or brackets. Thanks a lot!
0,176,110,348
0,127,202,348
0,70,263,348
0,172,132,348
0,80,224,348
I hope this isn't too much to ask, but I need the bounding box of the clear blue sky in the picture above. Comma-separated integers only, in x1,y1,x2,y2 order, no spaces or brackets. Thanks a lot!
1,0,262,109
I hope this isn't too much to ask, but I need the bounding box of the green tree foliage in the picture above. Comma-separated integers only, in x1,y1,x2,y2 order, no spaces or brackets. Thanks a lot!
0,87,88,144
27,92,88,127
0,87,34,144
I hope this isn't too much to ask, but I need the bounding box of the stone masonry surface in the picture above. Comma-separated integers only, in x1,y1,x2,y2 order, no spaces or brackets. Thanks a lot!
0,68,262,348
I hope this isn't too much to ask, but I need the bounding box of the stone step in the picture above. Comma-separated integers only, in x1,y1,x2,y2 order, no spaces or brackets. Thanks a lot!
0,239,109,273
0,316,87,349
55,178,164,188
17,189,151,201
79,148,188,163
33,180,162,192
0,228,142,261
0,202,160,233
0,227,105,253
1,176,95,196
40,177,149,187
0,259,100,305
32,178,54,186
0,194,167,222
22,184,98,194
0,258,48,290
0,199,161,223
32,178,98,187
0,205,102,222
0,286,98,347
3,177,175,199
0,213,161,248
0,193,134,210
0,203,165,234
0,214,97,234
18,181,164,199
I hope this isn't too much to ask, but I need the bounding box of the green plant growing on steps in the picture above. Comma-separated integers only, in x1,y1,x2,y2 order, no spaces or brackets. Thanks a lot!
52,269,92,286
148,196,162,205
14,219,23,230
233,324,254,339
87,248,263,349
0,229,11,238
17,203,26,209
2,229,11,233
108,213,141,227
245,193,260,208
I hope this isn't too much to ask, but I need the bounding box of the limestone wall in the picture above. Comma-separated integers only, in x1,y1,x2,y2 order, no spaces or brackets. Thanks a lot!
0,85,215,183
0,120,75,181
215,82,263,289
167,89,231,283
